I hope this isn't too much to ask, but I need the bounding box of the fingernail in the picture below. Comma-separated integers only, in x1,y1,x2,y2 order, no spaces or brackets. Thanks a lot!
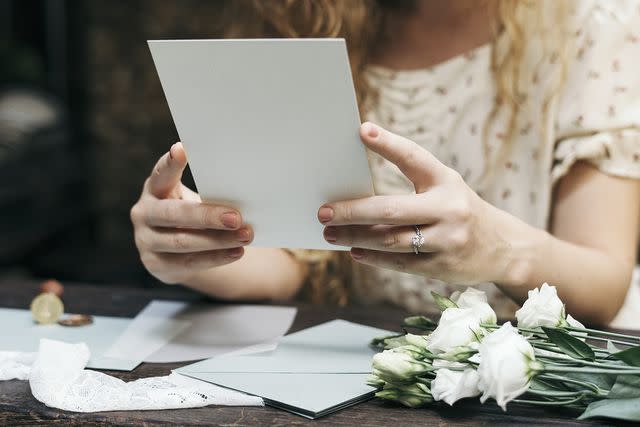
237,228,251,243
228,247,244,258
318,206,334,224
351,248,365,260
221,212,239,229
324,227,337,243
169,144,175,159
364,123,379,139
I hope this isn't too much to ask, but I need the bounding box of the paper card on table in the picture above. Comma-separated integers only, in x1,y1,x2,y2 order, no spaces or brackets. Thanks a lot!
0,308,138,371
177,319,387,373
148,38,374,250
103,301,191,362
176,320,391,418
143,302,297,363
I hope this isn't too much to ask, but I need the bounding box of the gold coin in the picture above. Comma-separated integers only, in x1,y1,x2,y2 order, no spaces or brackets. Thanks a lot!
30,293,64,324
58,314,93,327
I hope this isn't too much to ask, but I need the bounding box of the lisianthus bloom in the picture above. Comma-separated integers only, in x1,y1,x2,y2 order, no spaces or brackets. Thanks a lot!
477,323,537,410
431,360,481,406
427,289,496,354
516,283,585,329
376,383,433,408
372,347,431,383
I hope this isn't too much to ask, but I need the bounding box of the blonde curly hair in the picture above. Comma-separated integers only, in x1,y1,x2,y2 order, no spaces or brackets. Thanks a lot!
220,0,571,304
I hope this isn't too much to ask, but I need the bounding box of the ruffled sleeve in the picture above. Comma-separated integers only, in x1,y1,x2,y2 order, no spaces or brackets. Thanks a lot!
552,0,640,185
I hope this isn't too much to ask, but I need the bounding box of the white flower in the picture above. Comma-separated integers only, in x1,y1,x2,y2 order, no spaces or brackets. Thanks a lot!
376,382,432,408
477,323,537,411
426,290,496,354
431,366,481,406
566,314,584,329
454,288,497,325
516,283,565,328
372,347,430,382
404,333,429,350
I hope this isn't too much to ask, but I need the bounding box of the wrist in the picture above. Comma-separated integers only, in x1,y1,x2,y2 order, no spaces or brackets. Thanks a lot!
492,206,551,288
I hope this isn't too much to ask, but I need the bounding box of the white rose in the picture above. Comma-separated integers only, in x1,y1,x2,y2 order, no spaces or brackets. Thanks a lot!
372,347,431,382
426,300,496,354
566,314,584,329
427,308,481,354
515,283,565,328
454,288,497,325
431,367,481,406
477,323,537,410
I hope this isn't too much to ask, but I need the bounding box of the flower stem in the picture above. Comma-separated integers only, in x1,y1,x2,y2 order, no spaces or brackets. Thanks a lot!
538,373,606,396
514,394,587,406
541,366,640,375
536,353,634,370
526,389,584,398
566,326,640,344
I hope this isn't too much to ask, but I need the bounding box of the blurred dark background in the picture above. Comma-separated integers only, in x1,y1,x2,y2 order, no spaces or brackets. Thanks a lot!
1,0,226,286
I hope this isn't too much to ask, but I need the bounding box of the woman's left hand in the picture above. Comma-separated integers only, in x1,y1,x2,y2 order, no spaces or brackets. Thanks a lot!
318,122,523,286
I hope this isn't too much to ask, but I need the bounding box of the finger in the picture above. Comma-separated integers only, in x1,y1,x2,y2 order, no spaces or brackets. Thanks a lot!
360,122,448,192
146,248,245,277
318,194,439,226
324,224,440,253
349,247,428,275
180,184,202,202
142,227,253,253
144,199,242,230
148,142,188,199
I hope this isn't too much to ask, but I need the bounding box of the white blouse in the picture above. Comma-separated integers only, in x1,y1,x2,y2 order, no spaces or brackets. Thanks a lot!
350,0,640,327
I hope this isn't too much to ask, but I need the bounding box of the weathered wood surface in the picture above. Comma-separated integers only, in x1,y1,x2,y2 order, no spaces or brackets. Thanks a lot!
0,279,633,426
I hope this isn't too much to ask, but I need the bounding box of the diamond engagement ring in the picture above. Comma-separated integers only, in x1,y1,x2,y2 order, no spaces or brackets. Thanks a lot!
411,225,425,254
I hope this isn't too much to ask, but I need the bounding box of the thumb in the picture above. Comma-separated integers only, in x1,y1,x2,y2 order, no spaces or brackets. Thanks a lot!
147,142,188,199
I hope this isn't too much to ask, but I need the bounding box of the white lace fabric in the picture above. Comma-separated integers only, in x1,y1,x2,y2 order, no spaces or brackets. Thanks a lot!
1,339,263,412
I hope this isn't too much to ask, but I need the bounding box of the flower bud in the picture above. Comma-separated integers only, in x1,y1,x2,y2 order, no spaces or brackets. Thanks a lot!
372,348,431,382
376,383,433,408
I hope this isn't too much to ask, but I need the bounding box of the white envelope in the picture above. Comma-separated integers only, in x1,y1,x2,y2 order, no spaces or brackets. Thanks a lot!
176,320,391,418
148,38,374,250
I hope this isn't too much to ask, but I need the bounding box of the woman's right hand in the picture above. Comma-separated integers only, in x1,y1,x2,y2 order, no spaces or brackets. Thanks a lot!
130,142,253,284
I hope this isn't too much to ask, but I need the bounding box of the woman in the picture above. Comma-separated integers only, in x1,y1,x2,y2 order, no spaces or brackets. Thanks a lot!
131,0,640,326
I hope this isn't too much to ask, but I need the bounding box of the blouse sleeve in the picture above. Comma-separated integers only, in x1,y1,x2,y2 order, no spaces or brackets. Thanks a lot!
551,0,640,185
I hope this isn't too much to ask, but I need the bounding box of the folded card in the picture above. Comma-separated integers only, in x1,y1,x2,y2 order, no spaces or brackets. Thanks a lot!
148,39,375,250
176,319,391,418
0,308,139,371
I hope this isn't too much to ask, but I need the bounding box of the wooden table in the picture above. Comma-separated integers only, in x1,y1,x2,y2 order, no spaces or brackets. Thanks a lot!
0,279,633,426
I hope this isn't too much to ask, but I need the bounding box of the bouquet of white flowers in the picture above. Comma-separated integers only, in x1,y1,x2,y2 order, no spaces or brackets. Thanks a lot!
369,284,640,422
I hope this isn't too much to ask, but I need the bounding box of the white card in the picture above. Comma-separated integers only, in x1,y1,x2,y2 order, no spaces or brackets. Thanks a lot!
148,39,374,250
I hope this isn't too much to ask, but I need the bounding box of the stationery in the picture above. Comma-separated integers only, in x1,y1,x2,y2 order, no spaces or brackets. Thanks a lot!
126,301,297,363
148,39,375,250
176,319,390,418
0,308,139,370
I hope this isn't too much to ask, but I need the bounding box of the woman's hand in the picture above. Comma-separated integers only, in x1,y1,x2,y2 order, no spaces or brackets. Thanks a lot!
318,122,523,286
131,142,253,284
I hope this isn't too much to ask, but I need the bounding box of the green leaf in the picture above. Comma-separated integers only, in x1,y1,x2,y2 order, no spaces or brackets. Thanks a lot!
431,291,457,311
611,346,640,367
566,372,616,390
609,375,640,399
402,315,437,331
578,397,640,421
542,327,596,361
